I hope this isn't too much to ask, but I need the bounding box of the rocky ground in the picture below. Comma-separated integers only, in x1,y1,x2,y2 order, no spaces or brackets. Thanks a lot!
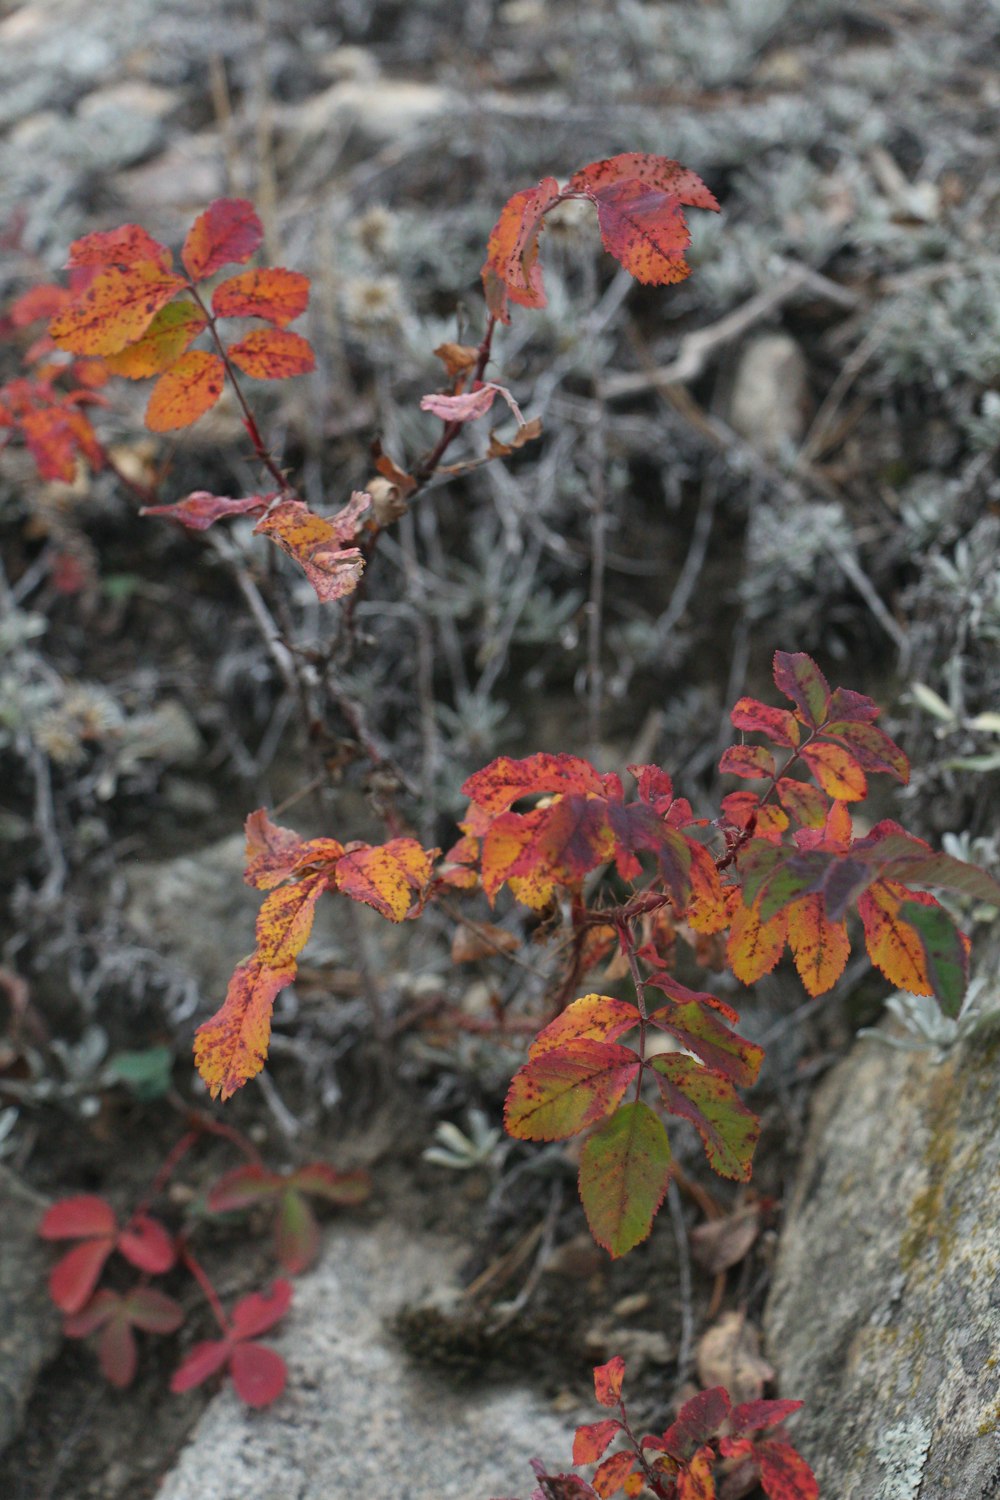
2,1,1000,1497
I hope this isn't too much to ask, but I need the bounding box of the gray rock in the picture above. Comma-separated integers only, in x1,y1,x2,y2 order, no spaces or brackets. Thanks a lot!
157,1218,575,1500
764,1023,1000,1498
0,1168,60,1455
728,333,811,459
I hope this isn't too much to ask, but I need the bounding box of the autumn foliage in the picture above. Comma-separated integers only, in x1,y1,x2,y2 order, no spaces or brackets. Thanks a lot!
15,153,997,1464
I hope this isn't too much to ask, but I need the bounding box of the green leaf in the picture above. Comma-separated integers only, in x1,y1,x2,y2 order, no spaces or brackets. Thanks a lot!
578,1101,672,1257
772,651,830,728
651,1054,760,1180
106,1046,173,1100
897,901,968,1018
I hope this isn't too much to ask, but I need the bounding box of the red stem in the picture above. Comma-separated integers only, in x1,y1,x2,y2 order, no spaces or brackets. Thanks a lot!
179,1240,230,1335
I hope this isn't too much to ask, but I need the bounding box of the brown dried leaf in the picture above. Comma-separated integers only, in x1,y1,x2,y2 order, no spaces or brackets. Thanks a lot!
689,1203,762,1276
695,1311,774,1403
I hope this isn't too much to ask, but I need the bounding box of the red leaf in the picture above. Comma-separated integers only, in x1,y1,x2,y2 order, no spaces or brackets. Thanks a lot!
68,225,173,273
567,154,720,211
49,1238,114,1314
98,1316,138,1388
823,719,909,782
170,1339,231,1393
39,1195,116,1240
663,1387,731,1461
19,407,78,481
62,1288,119,1337
182,198,263,281
118,1213,175,1273
719,745,776,780
504,1039,640,1142
729,1399,804,1436
729,699,801,748
230,1278,293,1340
49,263,187,356
227,328,315,380
230,1342,287,1407
141,490,272,530
573,1419,623,1464
756,1437,819,1500
9,284,71,327
145,348,225,431
593,1355,626,1408
211,268,310,327
592,179,695,287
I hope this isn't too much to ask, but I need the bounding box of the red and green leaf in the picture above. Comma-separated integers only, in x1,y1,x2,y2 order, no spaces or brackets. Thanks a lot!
104,300,207,378
504,1040,640,1142
651,1055,759,1181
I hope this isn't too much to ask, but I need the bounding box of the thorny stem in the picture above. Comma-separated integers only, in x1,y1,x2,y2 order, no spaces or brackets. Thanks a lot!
131,1129,199,1223
617,1399,671,1497
617,916,650,1107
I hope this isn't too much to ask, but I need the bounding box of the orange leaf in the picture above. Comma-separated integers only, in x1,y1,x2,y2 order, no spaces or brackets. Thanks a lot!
592,1449,639,1498
252,498,365,603
181,198,262,281
9,283,71,327
194,956,295,1101
727,894,788,986
145,349,225,431
244,809,312,889
677,1446,717,1500
334,839,436,921
858,879,937,995
67,224,173,272
104,301,207,379
211,268,310,327
593,1355,626,1408
785,892,850,996
573,1420,622,1465
227,328,315,379
463,752,605,814
481,177,561,320
49,263,187,356
254,874,328,969
19,407,78,481
529,994,639,1059
800,741,867,801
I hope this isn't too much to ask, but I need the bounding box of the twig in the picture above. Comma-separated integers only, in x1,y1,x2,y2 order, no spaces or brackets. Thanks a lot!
600,264,859,400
